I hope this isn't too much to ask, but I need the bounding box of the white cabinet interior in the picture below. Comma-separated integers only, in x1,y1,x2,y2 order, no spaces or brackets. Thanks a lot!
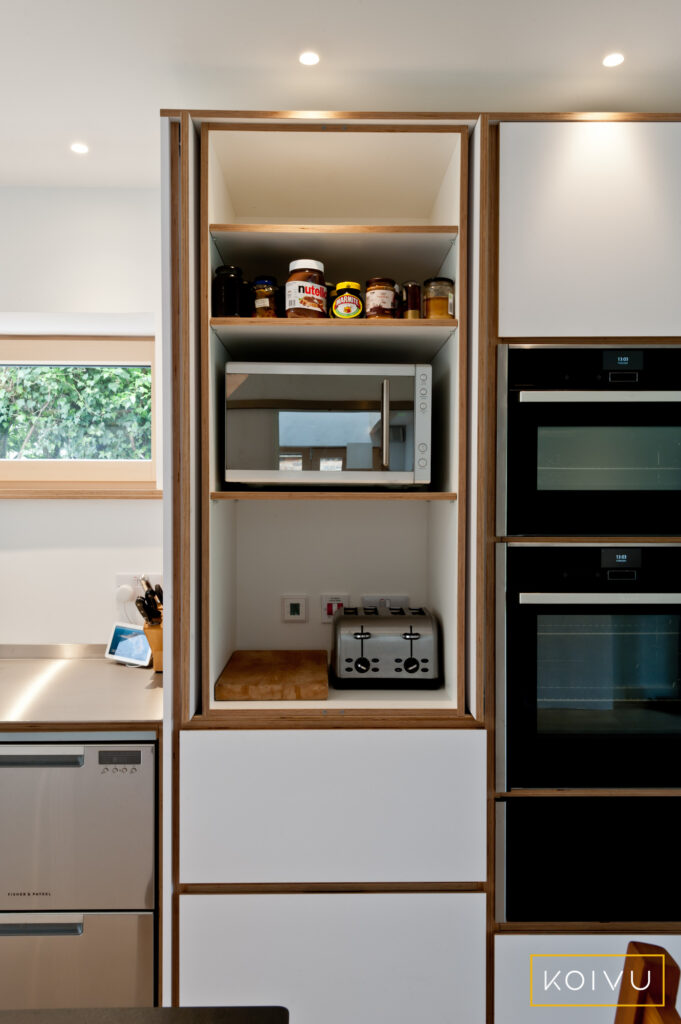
179,729,486,883
498,121,681,337
199,117,469,716
180,892,486,1024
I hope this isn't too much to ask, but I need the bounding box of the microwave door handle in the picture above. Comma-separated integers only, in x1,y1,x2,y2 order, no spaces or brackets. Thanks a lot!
381,379,390,469
518,390,681,403
519,593,681,605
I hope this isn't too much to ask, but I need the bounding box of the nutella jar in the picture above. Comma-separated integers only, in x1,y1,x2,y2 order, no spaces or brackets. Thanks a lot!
285,259,327,318
365,277,397,319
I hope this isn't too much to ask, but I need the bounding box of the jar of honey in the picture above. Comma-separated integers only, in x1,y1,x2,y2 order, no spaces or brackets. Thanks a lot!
423,277,455,319
253,276,277,318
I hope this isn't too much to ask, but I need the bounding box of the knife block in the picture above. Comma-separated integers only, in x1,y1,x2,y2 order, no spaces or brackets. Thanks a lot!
143,620,163,673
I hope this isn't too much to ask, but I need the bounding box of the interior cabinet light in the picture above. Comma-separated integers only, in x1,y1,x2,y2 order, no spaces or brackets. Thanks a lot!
70,142,89,154
299,51,320,65
602,53,624,67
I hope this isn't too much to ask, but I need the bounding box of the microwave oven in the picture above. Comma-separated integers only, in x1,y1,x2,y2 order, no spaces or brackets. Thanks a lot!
225,362,432,486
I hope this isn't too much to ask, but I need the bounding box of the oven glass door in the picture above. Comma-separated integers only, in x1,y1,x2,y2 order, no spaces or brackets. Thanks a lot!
506,594,681,787
506,394,681,534
225,367,418,483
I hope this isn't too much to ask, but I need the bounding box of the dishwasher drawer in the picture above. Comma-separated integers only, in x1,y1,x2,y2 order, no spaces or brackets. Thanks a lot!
0,912,154,1009
0,743,155,910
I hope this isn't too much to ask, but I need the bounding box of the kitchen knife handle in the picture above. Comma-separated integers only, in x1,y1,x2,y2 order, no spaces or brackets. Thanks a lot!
381,378,390,469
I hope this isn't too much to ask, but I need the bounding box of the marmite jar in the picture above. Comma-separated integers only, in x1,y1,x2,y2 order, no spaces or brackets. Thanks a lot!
331,282,363,319
285,260,327,318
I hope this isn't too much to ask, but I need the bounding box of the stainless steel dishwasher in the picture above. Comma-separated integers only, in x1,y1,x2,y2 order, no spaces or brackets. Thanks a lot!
0,741,155,1009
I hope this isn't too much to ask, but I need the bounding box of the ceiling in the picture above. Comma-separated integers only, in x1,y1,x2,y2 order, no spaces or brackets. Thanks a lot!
1,0,680,188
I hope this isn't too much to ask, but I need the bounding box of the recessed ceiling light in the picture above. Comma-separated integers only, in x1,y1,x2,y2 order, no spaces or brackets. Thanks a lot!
70,142,89,154
299,51,320,66
602,53,624,67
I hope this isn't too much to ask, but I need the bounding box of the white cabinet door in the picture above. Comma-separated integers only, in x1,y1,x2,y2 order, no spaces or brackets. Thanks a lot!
179,729,486,882
495,934,681,1024
498,122,681,337
180,892,486,1024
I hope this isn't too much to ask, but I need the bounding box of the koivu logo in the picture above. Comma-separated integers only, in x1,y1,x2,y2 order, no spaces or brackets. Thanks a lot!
530,954,664,1008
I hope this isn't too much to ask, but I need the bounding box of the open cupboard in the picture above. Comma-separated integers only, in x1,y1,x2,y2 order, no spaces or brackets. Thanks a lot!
188,114,473,722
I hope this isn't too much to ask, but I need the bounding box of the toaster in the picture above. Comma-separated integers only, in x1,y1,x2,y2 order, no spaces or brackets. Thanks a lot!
331,605,440,689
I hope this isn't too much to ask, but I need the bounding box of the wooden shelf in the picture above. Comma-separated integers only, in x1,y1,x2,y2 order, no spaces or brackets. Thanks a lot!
0,487,162,500
211,491,457,501
209,224,458,289
210,317,458,360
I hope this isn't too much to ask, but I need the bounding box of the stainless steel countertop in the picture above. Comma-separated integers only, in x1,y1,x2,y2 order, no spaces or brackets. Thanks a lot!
0,646,163,724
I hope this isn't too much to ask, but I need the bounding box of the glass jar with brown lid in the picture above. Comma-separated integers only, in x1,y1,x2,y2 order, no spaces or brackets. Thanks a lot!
365,277,397,319
423,277,455,319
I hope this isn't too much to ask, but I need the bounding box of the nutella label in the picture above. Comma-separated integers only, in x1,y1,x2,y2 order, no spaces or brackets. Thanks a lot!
365,288,396,314
332,293,362,319
286,281,327,314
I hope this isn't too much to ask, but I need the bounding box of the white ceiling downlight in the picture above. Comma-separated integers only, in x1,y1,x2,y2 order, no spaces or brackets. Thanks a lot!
602,53,625,67
299,51,320,66
70,142,89,154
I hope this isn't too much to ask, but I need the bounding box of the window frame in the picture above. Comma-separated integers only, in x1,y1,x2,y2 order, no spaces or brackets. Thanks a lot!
0,334,158,495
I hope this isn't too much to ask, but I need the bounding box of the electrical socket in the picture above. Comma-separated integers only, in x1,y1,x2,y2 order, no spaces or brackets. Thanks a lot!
361,594,409,612
115,573,163,602
320,594,350,623
282,595,308,623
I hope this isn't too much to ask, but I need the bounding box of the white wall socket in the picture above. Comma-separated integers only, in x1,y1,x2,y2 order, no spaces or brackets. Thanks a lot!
115,573,163,601
320,594,350,623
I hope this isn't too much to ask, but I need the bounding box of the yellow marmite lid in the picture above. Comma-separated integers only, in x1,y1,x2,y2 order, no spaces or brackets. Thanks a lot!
336,281,361,291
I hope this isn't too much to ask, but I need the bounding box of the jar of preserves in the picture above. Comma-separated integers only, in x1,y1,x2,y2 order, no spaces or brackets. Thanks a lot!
331,282,363,319
212,265,243,317
285,259,327,318
253,276,278,318
401,281,421,319
423,277,455,319
365,277,397,319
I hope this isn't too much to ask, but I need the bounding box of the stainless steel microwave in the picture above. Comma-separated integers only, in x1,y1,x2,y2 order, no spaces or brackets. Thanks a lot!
225,362,432,486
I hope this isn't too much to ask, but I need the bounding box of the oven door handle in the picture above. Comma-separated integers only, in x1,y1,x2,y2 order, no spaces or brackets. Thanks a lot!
519,592,681,605
518,390,681,403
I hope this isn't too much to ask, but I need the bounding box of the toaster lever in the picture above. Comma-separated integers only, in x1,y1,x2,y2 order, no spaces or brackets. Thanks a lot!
402,631,421,640
353,631,371,640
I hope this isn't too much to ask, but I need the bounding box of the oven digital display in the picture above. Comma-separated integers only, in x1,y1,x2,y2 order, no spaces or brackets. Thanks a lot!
602,350,644,370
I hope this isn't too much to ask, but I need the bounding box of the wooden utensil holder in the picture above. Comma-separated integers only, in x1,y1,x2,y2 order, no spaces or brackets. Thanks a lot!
143,620,163,672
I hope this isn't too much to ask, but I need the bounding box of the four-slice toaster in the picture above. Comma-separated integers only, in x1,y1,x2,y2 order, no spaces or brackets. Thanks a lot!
331,605,440,688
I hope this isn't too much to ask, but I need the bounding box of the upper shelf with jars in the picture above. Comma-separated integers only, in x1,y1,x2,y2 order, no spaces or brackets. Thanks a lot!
205,124,464,346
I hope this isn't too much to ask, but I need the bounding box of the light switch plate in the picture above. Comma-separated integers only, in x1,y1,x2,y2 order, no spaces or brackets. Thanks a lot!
282,595,308,622
320,593,350,623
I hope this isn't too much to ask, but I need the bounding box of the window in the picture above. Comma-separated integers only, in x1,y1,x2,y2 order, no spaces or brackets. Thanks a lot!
0,335,156,490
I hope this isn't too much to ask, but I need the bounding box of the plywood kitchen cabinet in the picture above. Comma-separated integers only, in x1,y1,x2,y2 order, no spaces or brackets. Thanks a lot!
179,729,486,883
179,892,486,1024
497,121,681,337
193,114,471,721
161,110,485,1012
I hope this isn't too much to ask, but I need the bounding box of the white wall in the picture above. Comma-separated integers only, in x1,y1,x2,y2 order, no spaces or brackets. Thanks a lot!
0,186,163,643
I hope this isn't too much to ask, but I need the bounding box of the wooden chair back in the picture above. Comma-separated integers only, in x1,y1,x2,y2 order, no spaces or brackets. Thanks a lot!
614,941,681,1023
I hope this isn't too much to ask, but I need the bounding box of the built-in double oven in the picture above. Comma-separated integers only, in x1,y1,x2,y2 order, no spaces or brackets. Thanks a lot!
496,344,681,923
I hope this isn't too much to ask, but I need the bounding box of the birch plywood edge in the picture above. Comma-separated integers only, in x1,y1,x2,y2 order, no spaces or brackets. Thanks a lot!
215,650,329,701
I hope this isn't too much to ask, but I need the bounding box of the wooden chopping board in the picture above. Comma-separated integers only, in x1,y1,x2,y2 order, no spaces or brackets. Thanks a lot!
215,650,329,701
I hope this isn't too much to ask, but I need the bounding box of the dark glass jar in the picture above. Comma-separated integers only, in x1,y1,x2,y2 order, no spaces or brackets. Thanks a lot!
212,265,243,317
401,281,421,319
365,277,397,319
240,279,254,317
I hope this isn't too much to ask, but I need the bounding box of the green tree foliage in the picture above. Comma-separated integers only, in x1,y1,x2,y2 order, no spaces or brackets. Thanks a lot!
0,365,152,460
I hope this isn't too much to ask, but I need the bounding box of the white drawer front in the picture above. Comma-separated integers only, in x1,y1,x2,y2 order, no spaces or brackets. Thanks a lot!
180,892,486,1024
180,729,486,882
